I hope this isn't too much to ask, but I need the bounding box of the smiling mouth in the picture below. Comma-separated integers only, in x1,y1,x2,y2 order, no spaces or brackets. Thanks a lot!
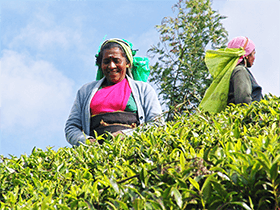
106,69,120,74
108,71,119,75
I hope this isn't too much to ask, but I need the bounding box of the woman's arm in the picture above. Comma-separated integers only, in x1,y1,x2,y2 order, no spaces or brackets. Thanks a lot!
65,91,87,146
141,83,163,123
65,80,102,146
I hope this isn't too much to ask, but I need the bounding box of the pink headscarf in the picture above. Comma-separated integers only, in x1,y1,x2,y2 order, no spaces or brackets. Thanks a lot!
227,36,255,64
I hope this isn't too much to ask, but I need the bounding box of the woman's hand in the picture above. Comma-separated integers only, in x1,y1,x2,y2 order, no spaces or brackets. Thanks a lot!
111,130,125,140
87,131,126,144
87,137,96,143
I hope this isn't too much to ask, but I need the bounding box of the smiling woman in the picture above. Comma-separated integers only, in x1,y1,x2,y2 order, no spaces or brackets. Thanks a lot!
65,38,162,146
101,47,128,85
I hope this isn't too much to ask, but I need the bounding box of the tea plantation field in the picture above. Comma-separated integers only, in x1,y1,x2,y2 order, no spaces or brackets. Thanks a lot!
1,95,279,209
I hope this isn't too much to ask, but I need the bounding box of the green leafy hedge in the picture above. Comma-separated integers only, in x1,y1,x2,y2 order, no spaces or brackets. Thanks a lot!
1,95,280,210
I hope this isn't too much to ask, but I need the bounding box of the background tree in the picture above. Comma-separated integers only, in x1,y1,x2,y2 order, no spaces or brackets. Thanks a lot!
148,0,228,120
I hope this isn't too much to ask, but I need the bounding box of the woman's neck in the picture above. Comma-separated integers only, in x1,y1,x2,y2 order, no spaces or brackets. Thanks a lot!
102,79,115,87
102,78,126,88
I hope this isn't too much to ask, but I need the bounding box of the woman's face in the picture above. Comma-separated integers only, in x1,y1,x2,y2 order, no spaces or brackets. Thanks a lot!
101,47,129,85
247,50,256,68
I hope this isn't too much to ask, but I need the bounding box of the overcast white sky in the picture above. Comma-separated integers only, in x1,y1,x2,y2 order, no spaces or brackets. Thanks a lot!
1,0,279,158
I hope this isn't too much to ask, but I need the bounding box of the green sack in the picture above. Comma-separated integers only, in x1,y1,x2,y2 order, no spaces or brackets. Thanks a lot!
131,57,150,82
199,47,245,113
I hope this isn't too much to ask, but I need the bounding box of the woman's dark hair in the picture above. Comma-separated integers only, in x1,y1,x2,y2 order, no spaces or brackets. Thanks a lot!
239,58,246,66
96,42,129,66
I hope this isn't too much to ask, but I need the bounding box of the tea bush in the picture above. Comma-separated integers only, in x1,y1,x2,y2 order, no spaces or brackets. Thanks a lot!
1,95,279,209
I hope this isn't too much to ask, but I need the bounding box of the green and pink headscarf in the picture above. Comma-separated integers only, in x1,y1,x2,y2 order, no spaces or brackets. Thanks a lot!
95,38,150,82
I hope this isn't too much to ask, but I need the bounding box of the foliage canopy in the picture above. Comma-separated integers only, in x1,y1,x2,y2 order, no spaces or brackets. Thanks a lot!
1,95,280,209
148,0,228,120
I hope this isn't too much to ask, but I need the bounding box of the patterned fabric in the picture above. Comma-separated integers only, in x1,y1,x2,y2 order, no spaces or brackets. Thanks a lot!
90,111,139,141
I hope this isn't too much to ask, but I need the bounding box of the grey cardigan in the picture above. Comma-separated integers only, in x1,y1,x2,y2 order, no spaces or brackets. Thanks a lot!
65,76,162,146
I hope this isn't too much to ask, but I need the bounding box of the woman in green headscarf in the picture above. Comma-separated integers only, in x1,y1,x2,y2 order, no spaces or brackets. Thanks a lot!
65,38,162,146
